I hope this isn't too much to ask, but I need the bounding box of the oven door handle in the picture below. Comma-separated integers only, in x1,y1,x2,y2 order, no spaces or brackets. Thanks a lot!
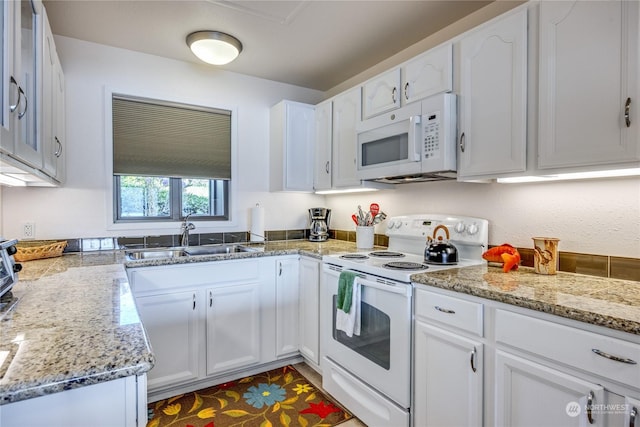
356,276,411,297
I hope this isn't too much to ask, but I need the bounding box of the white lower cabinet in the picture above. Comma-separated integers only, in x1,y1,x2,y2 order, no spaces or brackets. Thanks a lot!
128,258,276,395
1,375,147,427
135,290,202,390
274,256,300,358
414,321,483,427
495,350,605,427
298,256,320,366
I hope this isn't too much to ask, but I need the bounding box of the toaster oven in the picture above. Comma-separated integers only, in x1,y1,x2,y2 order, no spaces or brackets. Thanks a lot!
0,239,22,298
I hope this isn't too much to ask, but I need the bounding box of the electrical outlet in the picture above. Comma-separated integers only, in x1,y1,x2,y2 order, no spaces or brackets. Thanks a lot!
22,222,36,239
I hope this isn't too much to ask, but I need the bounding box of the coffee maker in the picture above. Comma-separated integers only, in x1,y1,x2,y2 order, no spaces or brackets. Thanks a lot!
308,208,331,242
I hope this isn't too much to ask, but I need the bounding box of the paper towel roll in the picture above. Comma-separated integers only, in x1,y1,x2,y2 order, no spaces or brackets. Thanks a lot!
250,204,265,242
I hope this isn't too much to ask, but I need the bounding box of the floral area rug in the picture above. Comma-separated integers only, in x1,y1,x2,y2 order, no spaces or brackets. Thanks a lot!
147,365,353,427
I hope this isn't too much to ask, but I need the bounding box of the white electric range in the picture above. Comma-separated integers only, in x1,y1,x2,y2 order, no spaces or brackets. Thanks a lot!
321,214,488,427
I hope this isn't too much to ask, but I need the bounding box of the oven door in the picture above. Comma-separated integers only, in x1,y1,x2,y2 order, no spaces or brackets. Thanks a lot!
322,264,412,408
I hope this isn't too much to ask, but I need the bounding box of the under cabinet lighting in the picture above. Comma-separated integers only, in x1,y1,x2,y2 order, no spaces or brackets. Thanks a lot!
497,168,640,183
315,181,395,195
0,174,27,187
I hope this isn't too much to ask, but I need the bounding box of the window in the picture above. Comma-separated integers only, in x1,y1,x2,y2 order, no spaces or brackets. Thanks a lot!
112,95,231,222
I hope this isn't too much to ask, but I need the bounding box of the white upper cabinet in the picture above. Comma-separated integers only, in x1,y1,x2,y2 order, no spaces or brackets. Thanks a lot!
12,0,43,169
401,43,453,105
332,87,362,188
538,0,640,170
314,100,332,191
0,0,17,153
362,68,401,120
269,100,315,192
457,7,528,179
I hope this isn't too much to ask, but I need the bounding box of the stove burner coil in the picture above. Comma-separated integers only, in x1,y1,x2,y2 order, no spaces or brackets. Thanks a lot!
339,254,369,260
369,251,406,258
382,261,428,270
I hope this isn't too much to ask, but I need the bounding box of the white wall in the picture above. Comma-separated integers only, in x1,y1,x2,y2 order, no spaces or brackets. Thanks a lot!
1,37,326,239
326,177,640,258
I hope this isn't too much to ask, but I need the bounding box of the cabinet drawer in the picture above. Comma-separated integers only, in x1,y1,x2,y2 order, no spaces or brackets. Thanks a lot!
495,309,640,389
415,289,483,336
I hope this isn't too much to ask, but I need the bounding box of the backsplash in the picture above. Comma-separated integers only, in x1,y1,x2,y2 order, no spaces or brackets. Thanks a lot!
54,229,638,282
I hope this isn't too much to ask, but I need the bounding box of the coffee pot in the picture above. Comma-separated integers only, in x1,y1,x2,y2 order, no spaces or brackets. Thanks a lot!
308,208,331,242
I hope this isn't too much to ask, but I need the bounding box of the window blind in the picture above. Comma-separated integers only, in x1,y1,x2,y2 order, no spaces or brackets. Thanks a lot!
112,95,231,179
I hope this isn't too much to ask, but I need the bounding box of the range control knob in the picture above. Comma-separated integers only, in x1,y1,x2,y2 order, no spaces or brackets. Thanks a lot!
467,222,479,235
454,222,466,234
387,220,397,230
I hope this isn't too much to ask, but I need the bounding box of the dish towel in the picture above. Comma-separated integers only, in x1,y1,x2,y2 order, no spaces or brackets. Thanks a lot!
336,271,361,337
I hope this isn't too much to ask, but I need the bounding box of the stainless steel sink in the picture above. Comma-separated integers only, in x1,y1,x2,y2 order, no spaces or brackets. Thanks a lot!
125,244,260,261
125,249,187,260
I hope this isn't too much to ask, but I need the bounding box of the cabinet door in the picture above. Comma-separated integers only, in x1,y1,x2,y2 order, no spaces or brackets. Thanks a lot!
458,8,527,179
206,283,261,375
314,100,332,190
136,290,202,391
269,100,314,192
538,0,640,169
52,56,65,183
402,43,453,105
12,0,42,169
41,9,56,177
626,396,640,427
332,87,361,188
362,68,401,119
275,257,299,357
414,321,483,427
298,257,320,364
0,0,16,152
496,350,605,427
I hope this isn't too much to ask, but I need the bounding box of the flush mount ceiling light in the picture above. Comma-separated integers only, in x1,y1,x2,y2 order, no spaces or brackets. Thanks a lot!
186,31,243,65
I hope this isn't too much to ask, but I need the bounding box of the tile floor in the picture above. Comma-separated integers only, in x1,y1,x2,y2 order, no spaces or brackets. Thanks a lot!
294,362,367,427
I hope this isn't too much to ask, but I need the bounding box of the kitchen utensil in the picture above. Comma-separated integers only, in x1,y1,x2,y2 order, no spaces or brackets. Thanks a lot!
369,203,380,217
357,205,365,223
352,214,359,226
365,212,372,226
424,225,458,264
372,212,387,225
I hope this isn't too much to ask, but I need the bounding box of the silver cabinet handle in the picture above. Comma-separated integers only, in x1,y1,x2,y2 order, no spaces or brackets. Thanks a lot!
391,87,397,104
434,306,455,314
17,87,27,119
592,348,637,364
192,293,196,310
459,132,466,153
209,291,213,307
9,76,20,113
278,262,282,276
630,406,637,427
54,137,63,157
404,82,409,100
586,390,595,424
625,97,632,127
325,161,330,174
470,347,477,372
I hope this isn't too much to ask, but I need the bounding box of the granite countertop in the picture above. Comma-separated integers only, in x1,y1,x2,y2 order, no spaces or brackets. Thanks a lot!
411,264,640,336
0,239,364,405
0,252,154,405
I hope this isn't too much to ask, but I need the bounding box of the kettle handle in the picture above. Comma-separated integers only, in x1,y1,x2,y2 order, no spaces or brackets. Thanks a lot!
432,224,450,241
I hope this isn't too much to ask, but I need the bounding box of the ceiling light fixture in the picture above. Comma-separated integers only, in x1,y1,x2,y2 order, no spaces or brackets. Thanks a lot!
186,31,243,65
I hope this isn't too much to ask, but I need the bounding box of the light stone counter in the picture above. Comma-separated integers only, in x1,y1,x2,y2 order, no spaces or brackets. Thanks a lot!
411,264,640,335
0,252,154,405
0,239,365,405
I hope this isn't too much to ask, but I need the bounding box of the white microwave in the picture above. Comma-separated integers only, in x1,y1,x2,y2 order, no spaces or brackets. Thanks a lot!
356,93,457,183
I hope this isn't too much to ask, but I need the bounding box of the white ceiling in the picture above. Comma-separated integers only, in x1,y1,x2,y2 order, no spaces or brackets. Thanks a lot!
43,0,492,92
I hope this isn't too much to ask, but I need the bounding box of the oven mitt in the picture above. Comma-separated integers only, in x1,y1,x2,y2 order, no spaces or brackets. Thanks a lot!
337,271,358,313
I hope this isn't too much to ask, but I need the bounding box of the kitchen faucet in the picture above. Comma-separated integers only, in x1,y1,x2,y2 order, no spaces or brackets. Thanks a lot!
180,214,195,247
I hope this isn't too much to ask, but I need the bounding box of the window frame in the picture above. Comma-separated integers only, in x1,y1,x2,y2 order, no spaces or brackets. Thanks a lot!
104,87,238,231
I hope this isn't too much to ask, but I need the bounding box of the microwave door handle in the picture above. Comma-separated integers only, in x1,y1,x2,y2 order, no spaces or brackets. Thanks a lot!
409,115,422,161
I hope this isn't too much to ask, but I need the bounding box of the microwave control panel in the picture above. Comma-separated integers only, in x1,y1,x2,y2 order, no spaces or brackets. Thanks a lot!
423,111,441,159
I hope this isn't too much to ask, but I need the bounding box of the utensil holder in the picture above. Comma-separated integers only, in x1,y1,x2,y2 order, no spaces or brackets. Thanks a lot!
356,226,374,249
532,237,560,275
